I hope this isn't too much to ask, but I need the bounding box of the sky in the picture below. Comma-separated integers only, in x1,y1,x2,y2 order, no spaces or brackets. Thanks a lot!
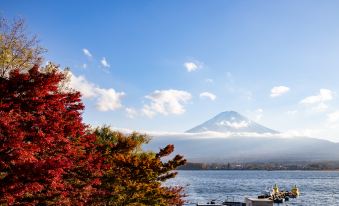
2,0,339,141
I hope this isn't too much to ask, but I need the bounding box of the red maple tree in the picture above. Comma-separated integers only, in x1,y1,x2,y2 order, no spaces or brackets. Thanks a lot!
0,65,186,205
0,18,187,205
0,66,100,205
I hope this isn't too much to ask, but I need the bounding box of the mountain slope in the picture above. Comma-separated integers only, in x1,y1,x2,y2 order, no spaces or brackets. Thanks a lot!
143,111,339,163
145,135,339,162
186,111,278,133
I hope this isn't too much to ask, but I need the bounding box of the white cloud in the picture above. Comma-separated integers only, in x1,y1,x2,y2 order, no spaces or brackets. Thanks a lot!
300,89,333,104
95,88,124,111
327,111,339,123
101,57,110,68
184,62,198,72
270,86,290,97
311,102,328,113
142,89,192,117
69,73,97,98
300,89,334,113
287,110,298,115
82,48,92,58
69,72,124,111
200,92,216,101
105,126,339,143
82,63,87,69
111,127,305,140
125,107,137,119
205,78,214,83
184,60,203,72
256,108,263,113
282,129,325,139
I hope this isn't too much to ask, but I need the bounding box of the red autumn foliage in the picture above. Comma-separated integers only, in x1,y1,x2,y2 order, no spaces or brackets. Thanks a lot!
0,66,100,205
0,65,186,205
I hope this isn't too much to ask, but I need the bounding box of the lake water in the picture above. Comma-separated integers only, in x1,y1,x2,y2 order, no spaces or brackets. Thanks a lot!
167,170,339,205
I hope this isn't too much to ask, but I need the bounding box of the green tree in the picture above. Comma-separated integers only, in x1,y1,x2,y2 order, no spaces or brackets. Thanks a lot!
92,126,187,206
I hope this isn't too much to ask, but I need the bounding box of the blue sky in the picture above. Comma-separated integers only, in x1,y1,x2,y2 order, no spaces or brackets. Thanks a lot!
3,0,339,141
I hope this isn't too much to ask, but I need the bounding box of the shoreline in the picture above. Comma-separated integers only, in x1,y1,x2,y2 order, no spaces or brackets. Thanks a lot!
177,169,339,171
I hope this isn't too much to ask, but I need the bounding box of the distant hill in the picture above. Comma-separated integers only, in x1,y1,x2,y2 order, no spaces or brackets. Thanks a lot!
145,135,339,163
144,111,339,163
186,111,278,134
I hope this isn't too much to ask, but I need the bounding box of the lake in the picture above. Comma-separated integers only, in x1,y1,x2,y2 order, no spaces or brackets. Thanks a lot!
167,170,339,205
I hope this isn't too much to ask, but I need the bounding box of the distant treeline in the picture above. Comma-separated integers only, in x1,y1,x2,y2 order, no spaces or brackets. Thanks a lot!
178,161,339,170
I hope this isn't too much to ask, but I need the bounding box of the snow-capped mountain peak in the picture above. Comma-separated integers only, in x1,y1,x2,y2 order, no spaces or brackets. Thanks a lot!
186,111,278,133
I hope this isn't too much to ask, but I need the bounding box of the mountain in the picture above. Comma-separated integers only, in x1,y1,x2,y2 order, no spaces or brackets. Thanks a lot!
186,111,278,133
145,135,339,162
143,111,339,163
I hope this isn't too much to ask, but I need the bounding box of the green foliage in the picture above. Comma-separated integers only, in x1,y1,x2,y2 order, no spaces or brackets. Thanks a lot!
92,126,187,206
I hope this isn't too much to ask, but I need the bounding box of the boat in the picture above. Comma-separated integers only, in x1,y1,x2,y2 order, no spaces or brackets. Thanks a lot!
196,199,246,206
273,198,284,203
196,199,220,206
245,197,273,206
197,184,299,206
290,185,300,197
258,187,273,199
221,201,246,206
